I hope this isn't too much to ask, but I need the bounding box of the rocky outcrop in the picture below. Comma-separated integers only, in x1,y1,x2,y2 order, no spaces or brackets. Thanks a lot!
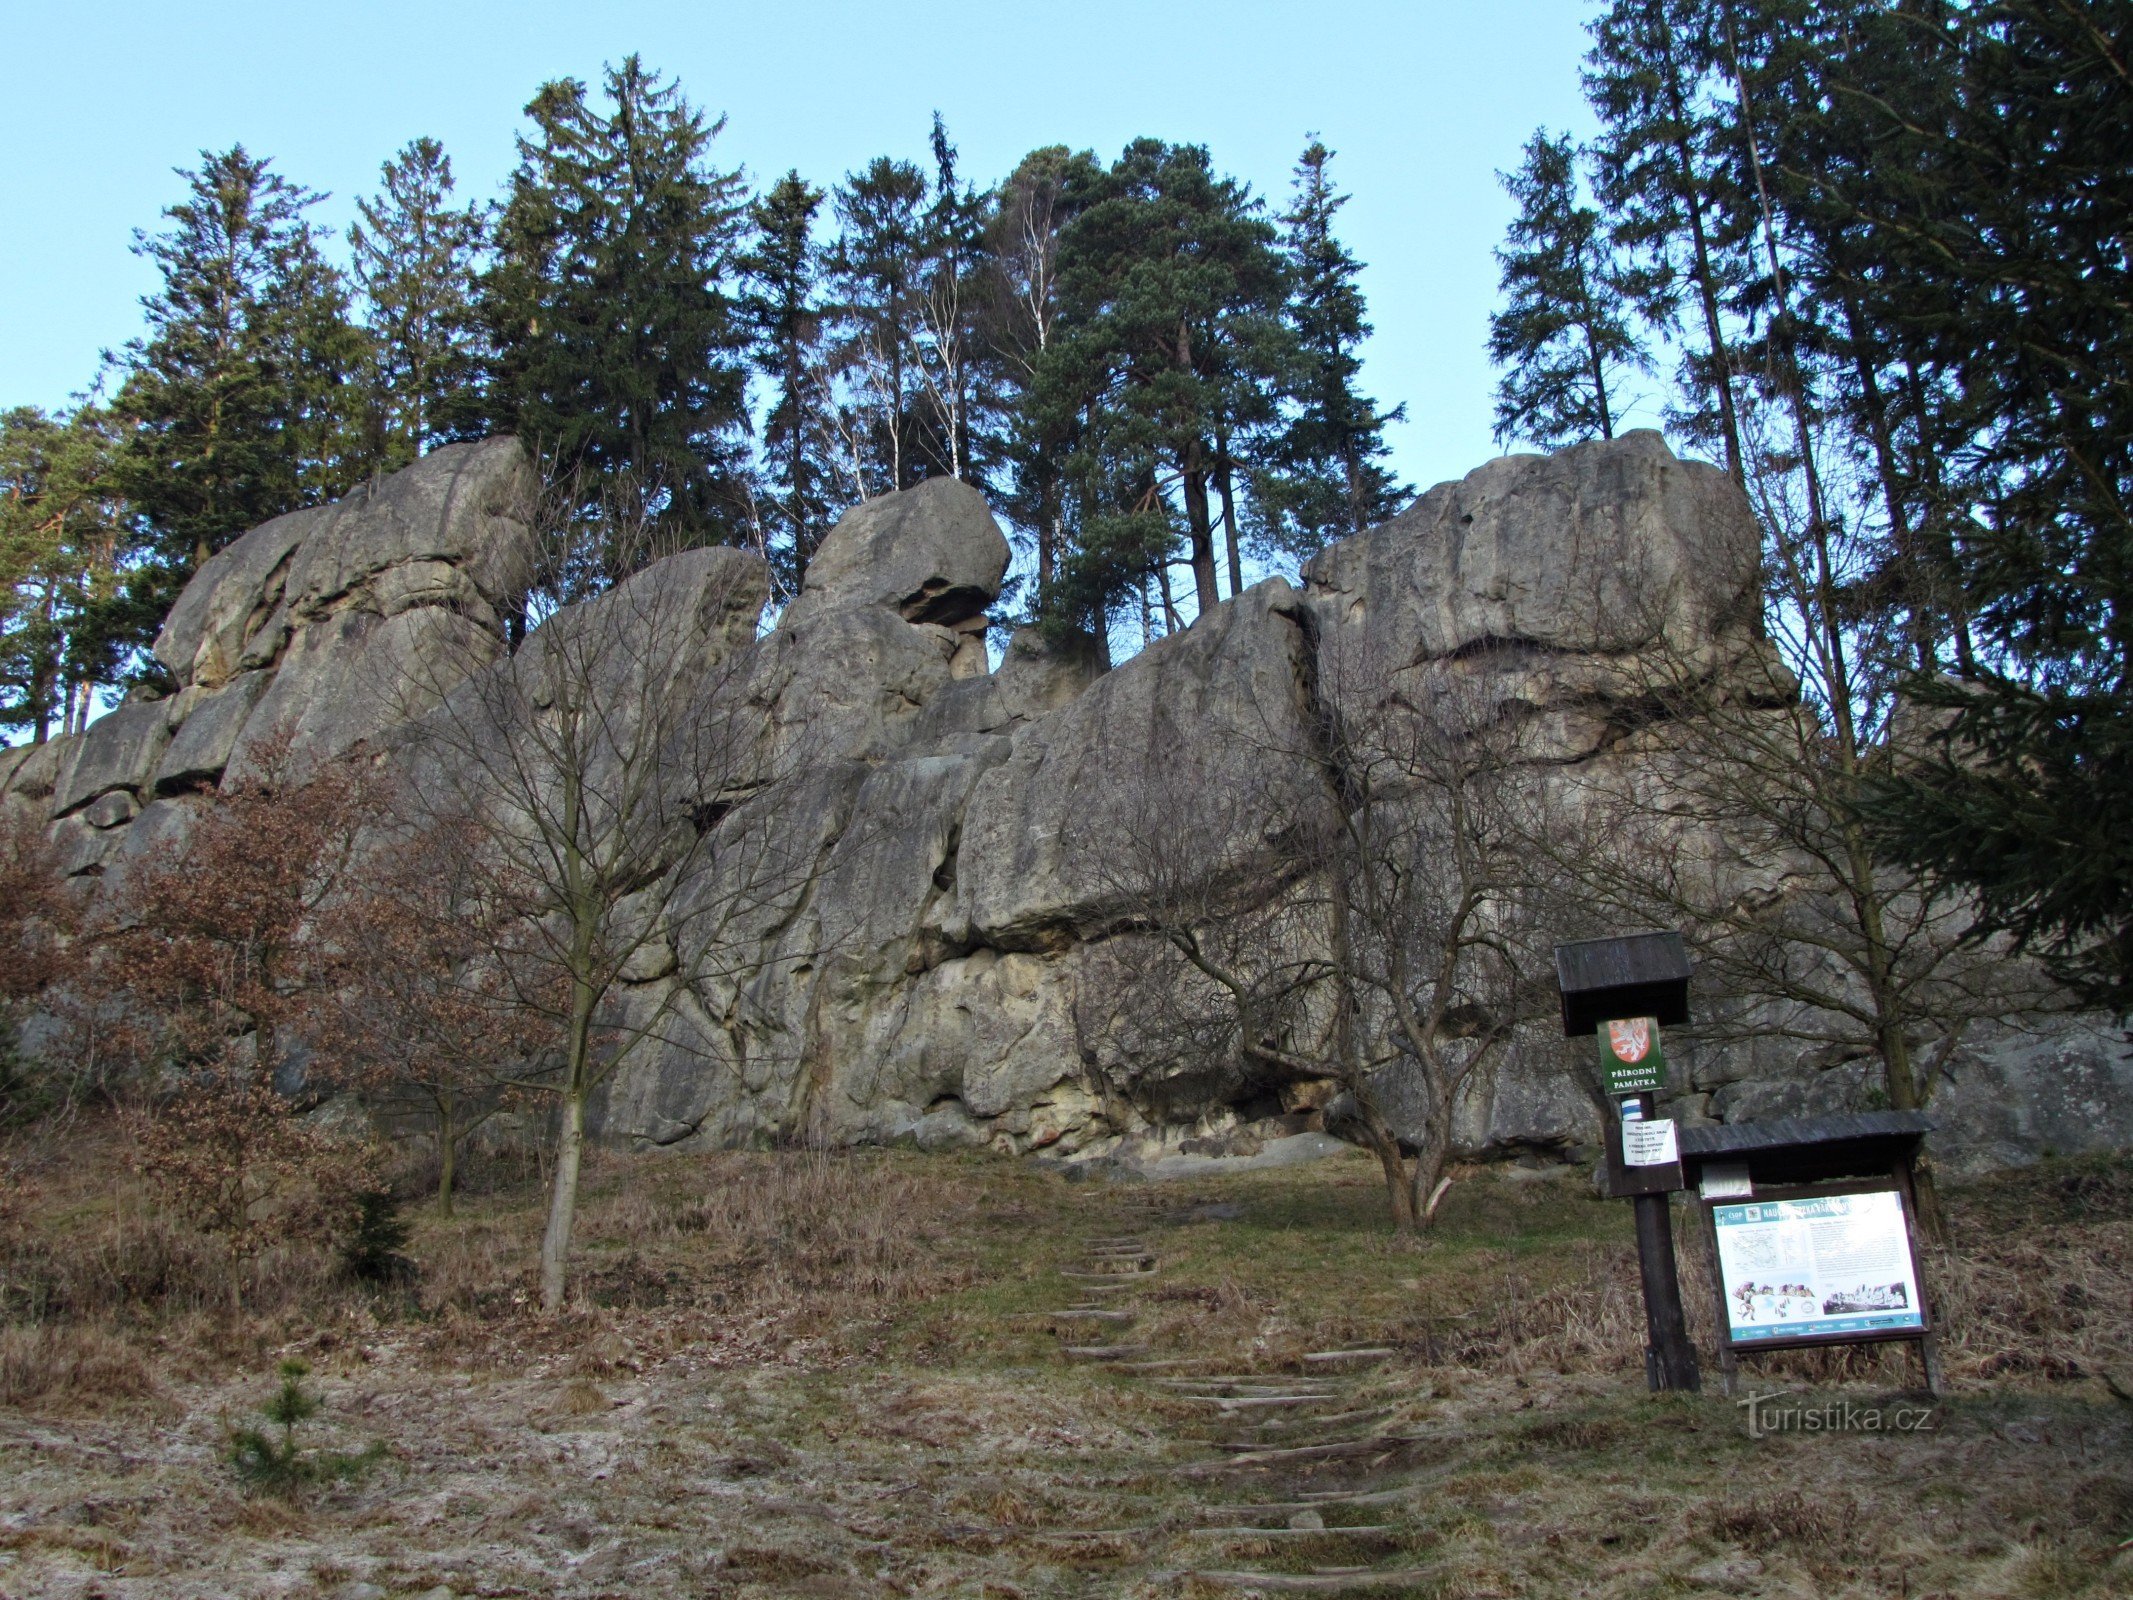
9,431,2129,1175
9,440,537,880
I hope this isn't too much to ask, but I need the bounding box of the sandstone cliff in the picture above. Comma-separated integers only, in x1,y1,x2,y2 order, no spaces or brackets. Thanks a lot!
7,431,2127,1174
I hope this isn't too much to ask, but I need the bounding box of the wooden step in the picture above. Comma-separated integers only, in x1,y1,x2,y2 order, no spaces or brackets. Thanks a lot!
1300,1348,1399,1366
1062,1343,1153,1361
1167,1568,1437,1592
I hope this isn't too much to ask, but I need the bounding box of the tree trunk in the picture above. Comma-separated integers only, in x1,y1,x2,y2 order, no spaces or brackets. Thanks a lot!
1216,434,1244,601
539,1086,586,1312
437,1095,458,1216
1657,14,1745,484
1156,560,1182,636
1182,450,1220,618
1405,1109,1454,1232
1364,1122,1417,1233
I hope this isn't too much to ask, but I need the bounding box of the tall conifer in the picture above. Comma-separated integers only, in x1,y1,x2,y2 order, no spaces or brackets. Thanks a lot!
108,147,365,671
350,138,487,471
1488,130,1646,450
1263,139,1407,552
481,57,751,552
739,172,839,587
828,157,930,494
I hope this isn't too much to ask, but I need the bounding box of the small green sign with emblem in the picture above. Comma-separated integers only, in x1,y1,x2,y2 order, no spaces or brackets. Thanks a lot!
1598,1015,1667,1095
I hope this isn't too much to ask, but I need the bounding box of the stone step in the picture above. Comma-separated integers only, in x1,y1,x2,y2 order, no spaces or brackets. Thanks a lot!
1183,1526,1398,1541
1181,1435,1425,1474
1198,1489,1419,1515
1172,1393,1344,1410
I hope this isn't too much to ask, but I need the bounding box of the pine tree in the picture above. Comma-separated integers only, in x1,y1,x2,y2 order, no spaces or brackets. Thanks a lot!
1488,130,1646,451
1262,139,1407,555
107,147,367,673
1040,139,1294,630
827,156,930,495
349,137,487,471
0,406,123,742
739,171,840,588
480,57,752,553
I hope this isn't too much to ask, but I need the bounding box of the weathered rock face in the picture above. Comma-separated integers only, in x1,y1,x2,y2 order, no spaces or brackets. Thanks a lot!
7,439,538,883
10,432,2129,1175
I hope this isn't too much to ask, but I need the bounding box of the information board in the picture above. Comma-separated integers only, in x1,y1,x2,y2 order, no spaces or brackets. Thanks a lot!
1597,1016,1666,1095
1710,1190,1924,1345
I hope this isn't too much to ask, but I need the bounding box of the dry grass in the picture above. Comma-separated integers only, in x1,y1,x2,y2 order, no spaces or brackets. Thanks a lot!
1,1126,2129,1599
0,1321,164,1412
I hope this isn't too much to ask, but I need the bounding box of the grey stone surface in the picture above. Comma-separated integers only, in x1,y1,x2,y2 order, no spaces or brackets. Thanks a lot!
154,672,270,791
951,578,1328,948
1303,428,1759,668
20,433,2131,1177
280,438,538,628
153,505,325,688
782,475,1009,628
51,700,171,815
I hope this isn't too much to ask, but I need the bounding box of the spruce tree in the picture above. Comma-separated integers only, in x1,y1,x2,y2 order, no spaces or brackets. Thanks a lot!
739,171,839,587
107,147,366,672
481,57,752,552
1849,0,2133,1014
349,137,487,471
1585,0,1750,481
1261,139,1406,554
1487,130,1646,451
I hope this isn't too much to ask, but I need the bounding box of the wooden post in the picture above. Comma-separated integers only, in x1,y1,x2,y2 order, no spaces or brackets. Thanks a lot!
1627,1088,1700,1392
1893,1157,1945,1395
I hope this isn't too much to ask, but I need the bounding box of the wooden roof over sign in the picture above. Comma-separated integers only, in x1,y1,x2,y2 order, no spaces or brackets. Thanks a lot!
1553,931,1693,1036
1677,1109,1934,1158
1677,1110,1934,1187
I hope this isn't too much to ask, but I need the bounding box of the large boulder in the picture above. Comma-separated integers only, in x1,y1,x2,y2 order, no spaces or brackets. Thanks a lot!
16,431,2130,1179
783,476,1009,629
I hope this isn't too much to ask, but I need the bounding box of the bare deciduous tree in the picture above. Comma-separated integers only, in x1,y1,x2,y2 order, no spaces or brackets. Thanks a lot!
320,809,558,1213
1090,644,1550,1232
1541,473,2067,1239
394,477,808,1310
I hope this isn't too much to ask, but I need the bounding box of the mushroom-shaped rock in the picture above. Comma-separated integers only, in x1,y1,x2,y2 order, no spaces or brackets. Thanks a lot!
783,477,1009,629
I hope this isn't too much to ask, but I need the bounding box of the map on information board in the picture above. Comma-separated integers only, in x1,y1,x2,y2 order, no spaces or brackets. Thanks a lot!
1711,1190,1925,1344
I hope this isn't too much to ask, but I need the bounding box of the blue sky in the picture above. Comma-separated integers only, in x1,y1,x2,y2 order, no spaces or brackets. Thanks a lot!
0,0,1609,497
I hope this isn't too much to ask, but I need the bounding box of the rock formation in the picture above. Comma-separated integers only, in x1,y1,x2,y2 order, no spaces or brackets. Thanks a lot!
8,430,2128,1175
